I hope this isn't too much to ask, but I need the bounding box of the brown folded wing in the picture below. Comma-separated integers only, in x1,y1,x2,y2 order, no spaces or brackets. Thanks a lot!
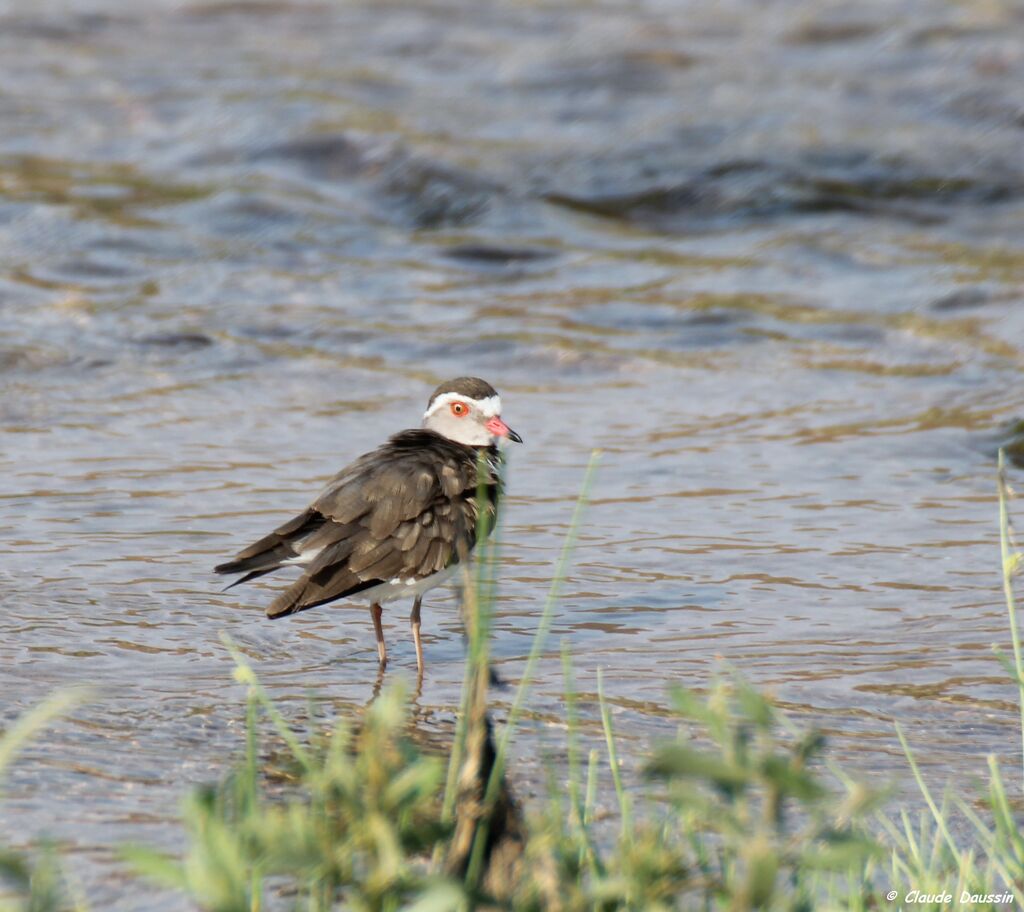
214,430,499,618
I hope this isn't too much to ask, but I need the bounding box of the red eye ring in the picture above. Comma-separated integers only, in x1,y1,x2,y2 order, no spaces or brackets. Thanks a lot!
450,401,468,417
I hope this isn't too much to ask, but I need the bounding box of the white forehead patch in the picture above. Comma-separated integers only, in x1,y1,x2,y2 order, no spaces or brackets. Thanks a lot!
423,392,502,419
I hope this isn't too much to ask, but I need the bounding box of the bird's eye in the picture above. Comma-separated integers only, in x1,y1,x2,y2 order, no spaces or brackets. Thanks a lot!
450,401,468,417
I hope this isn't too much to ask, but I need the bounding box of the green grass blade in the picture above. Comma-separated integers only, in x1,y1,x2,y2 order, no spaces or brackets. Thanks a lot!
0,689,88,780
597,669,631,838
464,450,600,887
221,633,312,773
894,724,959,862
996,449,1024,786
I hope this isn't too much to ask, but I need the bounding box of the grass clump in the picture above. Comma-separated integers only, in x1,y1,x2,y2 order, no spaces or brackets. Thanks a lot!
124,665,454,912
514,673,881,912
119,661,882,911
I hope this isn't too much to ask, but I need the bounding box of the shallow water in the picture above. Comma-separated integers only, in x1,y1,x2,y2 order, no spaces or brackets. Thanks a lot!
1,0,1024,905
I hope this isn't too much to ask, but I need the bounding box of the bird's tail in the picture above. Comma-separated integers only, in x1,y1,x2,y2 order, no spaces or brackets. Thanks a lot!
214,509,324,590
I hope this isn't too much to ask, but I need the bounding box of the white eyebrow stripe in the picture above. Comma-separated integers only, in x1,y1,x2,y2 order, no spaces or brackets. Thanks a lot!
423,392,502,419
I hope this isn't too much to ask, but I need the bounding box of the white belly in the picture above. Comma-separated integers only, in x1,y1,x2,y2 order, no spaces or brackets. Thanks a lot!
349,563,461,605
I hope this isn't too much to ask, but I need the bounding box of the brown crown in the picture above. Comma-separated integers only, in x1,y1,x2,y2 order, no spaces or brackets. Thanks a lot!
427,377,499,407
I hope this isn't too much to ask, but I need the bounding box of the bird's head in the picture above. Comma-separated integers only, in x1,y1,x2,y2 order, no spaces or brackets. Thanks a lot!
422,377,523,447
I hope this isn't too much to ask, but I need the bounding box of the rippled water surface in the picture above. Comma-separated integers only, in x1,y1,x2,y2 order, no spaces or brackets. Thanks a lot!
2,0,1024,906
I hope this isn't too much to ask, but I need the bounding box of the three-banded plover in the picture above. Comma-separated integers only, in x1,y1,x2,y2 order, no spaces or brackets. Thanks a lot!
215,377,521,672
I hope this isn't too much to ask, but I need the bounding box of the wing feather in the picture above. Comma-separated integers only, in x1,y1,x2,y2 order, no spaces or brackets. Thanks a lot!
216,430,503,619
